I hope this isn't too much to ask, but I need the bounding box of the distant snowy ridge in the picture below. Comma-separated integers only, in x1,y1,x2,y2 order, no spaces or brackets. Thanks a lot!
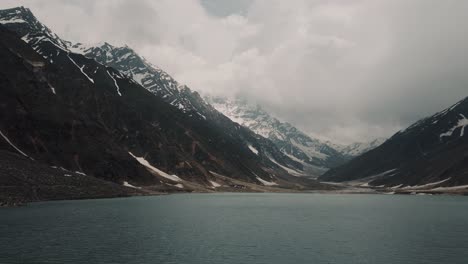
329,138,386,157
205,96,349,172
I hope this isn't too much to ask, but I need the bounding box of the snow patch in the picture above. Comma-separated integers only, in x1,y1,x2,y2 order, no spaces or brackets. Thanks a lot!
123,181,141,189
401,178,451,190
268,156,304,176
431,185,468,191
21,33,31,43
256,176,278,186
0,18,26,24
440,114,468,138
132,72,149,85
67,55,94,83
209,180,221,188
107,70,122,96
248,144,259,155
166,183,184,189
48,83,56,94
348,168,398,186
128,152,182,182
0,130,29,158
283,152,307,165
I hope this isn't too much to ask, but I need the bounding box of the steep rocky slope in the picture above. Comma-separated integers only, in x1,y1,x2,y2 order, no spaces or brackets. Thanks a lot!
63,34,306,176
0,7,329,202
320,96,468,188
0,150,143,206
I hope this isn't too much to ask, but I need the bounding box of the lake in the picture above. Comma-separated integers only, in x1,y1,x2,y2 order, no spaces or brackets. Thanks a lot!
1,193,468,264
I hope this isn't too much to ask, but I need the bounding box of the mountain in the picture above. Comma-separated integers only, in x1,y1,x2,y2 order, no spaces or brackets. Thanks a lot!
0,6,330,203
62,35,310,177
320,96,468,188
49,19,374,179
205,96,349,176
67,42,201,115
329,138,386,157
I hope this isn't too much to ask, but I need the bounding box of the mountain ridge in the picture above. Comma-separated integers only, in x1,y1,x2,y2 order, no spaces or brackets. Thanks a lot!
60,34,311,177
0,6,333,201
320,96,468,188
205,96,369,176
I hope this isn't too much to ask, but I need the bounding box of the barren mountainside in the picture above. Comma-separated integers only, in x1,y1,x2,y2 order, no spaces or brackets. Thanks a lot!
0,7,332,203
321,97,468,188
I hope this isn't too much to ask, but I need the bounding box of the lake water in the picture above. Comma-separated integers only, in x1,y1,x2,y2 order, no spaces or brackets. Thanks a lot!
1,193,468,264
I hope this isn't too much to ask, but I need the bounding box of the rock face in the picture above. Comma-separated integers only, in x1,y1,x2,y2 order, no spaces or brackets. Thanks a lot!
320,96,468,188
64,40,306,177
67,43,195,113
0,6,326,202
205,96,349,176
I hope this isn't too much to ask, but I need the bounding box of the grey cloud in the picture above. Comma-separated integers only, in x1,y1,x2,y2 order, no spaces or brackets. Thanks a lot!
1,0,467,144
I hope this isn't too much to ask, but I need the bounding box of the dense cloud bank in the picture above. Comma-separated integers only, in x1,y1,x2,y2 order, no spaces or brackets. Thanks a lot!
2,0,467,143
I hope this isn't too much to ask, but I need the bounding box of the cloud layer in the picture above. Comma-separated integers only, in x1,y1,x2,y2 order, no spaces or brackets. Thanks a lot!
1,0,467,144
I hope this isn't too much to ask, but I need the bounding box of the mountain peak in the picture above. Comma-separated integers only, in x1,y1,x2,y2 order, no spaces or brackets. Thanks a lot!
0,6,40,24
0,6,68,56
0,6,32,15
97,41,114,50
0,6,35,25
333,137,386,157
67,41,208,114
205,95,349,172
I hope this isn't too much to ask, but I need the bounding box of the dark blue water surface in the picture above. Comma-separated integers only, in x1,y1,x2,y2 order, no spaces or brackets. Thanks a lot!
1,193,468,264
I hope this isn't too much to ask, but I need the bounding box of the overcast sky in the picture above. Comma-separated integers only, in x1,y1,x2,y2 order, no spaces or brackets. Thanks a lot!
1,0,467,144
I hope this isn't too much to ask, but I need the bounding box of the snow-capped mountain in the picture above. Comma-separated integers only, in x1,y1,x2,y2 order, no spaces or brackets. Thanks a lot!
0,6,320,194
0,6,68,62
0,6,198,115
63,40,310,176
205,96,348,174
67,42,204,116
330,138,386,157
321,96,468,188
67,41,378,174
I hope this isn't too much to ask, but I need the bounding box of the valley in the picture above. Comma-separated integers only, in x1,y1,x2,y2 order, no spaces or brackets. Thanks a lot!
0,6,467,207
1,2,468,264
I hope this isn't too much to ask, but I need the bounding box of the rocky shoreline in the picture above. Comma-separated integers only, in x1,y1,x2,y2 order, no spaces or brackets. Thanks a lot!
3,184,468,208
